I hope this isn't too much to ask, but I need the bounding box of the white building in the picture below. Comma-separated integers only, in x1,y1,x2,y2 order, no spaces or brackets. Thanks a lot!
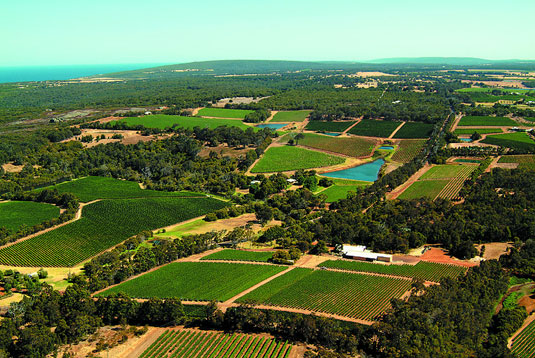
341,244,392,263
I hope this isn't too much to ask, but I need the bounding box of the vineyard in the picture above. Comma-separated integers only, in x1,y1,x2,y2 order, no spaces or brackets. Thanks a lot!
498,155,535,170
317,183,368,203
201,249,274,262
271,110,310,122
251,146,345,173
392,122,434,139
298,133,377,157
391,139,426,163
457,115,517,126
0,201,60,233
397,180,449,200
510,318,535,358
347,119,401,138
197,108,254,119
116,115,253,130
319,260,467,282
238,268,411,321
304,121,356,132
0,197,228,267
99,262,287,301
453,128,503,135
140,329,293,358
482,132,535,151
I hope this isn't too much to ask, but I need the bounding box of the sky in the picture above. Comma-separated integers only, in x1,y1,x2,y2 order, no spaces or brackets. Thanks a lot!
2,0,535,66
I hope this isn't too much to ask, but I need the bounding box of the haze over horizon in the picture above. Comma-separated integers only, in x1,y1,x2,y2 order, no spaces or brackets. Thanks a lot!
3,0,535,67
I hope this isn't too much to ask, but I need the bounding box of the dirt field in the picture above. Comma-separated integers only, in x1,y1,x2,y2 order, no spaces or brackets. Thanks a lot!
63,128,159,148
419,247,478,268
198,144,251,158
211,96,270,107
474,242,512,260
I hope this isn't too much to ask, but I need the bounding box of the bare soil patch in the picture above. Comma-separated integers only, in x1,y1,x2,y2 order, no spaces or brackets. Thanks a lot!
475,242,512,260
198,144,250,158
420,247,477,268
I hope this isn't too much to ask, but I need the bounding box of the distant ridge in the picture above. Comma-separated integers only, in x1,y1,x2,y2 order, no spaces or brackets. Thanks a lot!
365,57,534,66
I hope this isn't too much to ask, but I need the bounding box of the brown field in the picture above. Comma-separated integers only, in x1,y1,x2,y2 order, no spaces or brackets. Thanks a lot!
64,128,160,148
198,144,251,158
474,242,512,260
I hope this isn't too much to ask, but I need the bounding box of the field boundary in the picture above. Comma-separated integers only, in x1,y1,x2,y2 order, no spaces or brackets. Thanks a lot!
388,121,406,139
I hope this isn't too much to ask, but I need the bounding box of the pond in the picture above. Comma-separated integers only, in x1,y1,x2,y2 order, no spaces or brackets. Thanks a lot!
256,123,286,130
460,138,473,142
322,132,341,136
379,145,394,150
322,159,385,182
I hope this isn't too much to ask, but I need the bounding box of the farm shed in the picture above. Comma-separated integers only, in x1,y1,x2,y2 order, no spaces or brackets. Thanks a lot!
287,178,297,184
342,244,392,263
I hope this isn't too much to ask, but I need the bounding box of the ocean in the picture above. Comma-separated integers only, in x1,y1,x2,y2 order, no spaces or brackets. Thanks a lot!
0,63,168,83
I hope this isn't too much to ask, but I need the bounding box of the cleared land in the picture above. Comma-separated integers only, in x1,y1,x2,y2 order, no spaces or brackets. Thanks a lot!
238,268,411,321
397,180,449,200
420,164,473,180
0,197,228,267
392,122,434,139
0,201,60,232
201,249,273,262
305,121,356,132
457,116,517,126
318,181,369,203
348,119,401,138
498,155,535,170
99,262,287,301
454,128,503,135
511,318,535,358
115,114,252,130
298,133,376,157
320,260,467,282
391,140,426,163
251,146,345,173
197,108,254,119
271,110,310,122
36,176,197,202
140,329,293,358
482,132,535,151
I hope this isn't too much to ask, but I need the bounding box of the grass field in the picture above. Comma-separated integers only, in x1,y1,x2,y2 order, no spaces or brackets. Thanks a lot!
140,329,293,358
457,116,517,126
305,121,356,132
251,146,345,173
420,164,472,180
0,197,228,267
197,108,254,119
298,133,376,157
392,122,435,139
453,128,503,135
481,132,535,151
498,155,535,169
397,180,450,200
319,260,467,282
238,268,411,321
201,249,273,262
115,114,252,130
391,139,426,163
36,176,199,202
99,262,286,301
0,201,60,232
348,119,401,138
271,110,310,122
511,318,535,358
317,181,369,202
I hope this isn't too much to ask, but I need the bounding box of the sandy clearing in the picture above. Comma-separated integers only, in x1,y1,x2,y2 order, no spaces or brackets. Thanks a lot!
419,247,477,268
474,242,512,260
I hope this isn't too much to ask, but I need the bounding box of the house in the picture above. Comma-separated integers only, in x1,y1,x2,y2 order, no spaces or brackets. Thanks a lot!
392,100,402,104
250,180,261,185
287,178,297,184
341,244,392,263
144,111,153,115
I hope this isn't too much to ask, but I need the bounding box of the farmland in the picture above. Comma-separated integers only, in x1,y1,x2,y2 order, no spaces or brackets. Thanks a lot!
115,114,252,130
238,268,411,321
481,132,535,151
36,176,198,202
197,108,254,119
510,319,535,358
298,133,376,157
304,121,355,132
317,180,370,202
348,119,401,138
201,249,273,262
457,116,517,126
140,329,293,358
392,122,435,139
390,139,426,163
0,197,228,267
397,180,450,200
319,260,467,282
420,164,474,180
272,110,310,122
498,155,535,169
251,146,345,173
0,201,60,233
453,128,503,135
99,262,286,301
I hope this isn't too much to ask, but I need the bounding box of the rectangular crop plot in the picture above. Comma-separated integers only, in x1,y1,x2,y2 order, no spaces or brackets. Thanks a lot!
319,260,467,282
397,180,450,200
0,197,228,267
299,133,376,157
420,164,475,180
139,328,293,358
305,121,355,132
348,119,401,138
511,318,535,358
318,184,368,203
197,108,254,119
393,122,434,139
99,262,287,301
115,114,253,130
391,139,426,163
454,128,503,135
482,132,535,151
272,110,311,122
251,146,345,173
0,201,59,233
498,155,535,170
238,268,411,321
201,249,273,262
457,116,517,126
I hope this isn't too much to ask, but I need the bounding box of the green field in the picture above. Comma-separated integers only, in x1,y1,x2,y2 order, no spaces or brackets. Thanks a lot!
140,329,293,358
271,110,310,122
392,122,435,139
298,133,376,157
0,201,60,233
197,108,254,119
317,183,369,202
397,180,450,200
251,146,345,173
116,114,253,130
391,139,426,163
201,249,273,262
305,121,355,132
511,318,535,358
0,197,228,267
99,262,286,301
36,176,199,202
498,155,535,169
453,128,503,135
420,164,472,180
457,116,517,126
348,119,401,138
319,260,467,282
481,132,535,151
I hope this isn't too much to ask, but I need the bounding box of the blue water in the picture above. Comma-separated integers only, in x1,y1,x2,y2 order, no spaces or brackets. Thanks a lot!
0,63,168,83
460,138,473,142
379,145,394,150
323,159,385,182
323,132,341,136
256,123,286,130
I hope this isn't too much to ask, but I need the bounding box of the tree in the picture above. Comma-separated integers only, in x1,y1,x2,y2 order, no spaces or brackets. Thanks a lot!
470,131,482,141
294,133,305,145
